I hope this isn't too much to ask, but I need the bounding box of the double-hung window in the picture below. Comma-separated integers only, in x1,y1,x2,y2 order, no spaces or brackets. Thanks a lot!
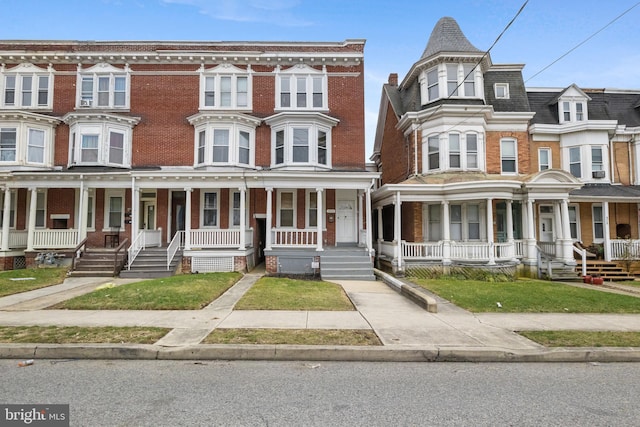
231,191,242,228
278,191,295,228
568,205,579,240
0,118,55,166
276,65,327,110
592,205,604,241
427,135,440,171
202,191,218,227
449,134,460,168
1,64,53,109
539,148,551,171
200,65,251,109
428,204,441,241
77,64,129,109
426,68,439,102
190,116,258,168
103,190,124,230
500,139,517,174
591,147,603,172
0,128,16,162
569,147,581,178
466,134,478,169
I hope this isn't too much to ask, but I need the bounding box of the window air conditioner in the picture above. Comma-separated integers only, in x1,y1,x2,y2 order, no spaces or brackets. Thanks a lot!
592,170,606,179
80,99,91,107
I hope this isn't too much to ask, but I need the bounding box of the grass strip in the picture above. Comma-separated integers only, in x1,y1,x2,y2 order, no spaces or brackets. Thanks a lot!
235,277,355,311
203,328,381,346
519,330,640,347
411,277,640,313
53,272,241,310
0,268,68,297
0,326,169,344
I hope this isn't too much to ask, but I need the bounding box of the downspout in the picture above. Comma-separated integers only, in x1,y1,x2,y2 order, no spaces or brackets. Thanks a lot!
609,133,615,183
628,137,634,185
413,125,418,176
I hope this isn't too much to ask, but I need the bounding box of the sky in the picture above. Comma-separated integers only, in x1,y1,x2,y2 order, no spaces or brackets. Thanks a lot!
1,0,639,159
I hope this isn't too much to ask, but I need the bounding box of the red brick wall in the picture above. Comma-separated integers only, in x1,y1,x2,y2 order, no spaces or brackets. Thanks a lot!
379,100,408,184
486,131,531,175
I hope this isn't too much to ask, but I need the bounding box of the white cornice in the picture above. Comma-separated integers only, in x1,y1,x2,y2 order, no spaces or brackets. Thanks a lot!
0,110,61,125
529,120,618,136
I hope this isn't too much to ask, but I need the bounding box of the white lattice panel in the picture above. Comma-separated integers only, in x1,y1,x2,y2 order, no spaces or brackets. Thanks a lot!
191,256,234,273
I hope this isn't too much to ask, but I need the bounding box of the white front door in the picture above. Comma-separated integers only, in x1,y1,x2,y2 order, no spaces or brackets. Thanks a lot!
336,199,355,243
540,217,554,242
141,200,156,230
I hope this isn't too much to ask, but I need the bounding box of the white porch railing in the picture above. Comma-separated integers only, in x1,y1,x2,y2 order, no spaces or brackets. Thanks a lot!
494,242,514,260
272,228,318,247
402,241,443,259
167,231,184,270
128,229,162,269
610,239,640,260
190,229,240,248
0,230,28,249
33,229,78,249
514,239,525,259
537,241,556,257
450,242,491,261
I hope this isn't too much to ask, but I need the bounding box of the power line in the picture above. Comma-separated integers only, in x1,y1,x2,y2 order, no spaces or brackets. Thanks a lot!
525,1,640,83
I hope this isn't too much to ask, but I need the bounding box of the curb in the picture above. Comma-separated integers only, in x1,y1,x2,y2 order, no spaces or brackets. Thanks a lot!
3,344,640,363
374,269,438,313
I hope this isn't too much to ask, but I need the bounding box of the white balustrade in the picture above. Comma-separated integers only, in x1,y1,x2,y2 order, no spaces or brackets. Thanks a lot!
450,242,492,260
0,231,28,249
514,239,525,258
537,241,556,257
402,241,443,259
610,239,640,260
379,241,395,259
32,229,78,249
493,242,514,260
190,229,240,248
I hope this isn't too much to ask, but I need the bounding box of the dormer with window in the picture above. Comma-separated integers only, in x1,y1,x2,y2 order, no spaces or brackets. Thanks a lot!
275,64,328,111
419,62,483,105
199,64,252,110
188,112,261,168
556,84,590,124
76,63,130,110
64,113,140,168
1,63,54,110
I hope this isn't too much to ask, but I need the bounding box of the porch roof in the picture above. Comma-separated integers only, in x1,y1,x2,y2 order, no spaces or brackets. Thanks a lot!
570,184,640,202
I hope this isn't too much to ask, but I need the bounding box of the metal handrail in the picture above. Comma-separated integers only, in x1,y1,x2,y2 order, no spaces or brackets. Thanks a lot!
71,237,88,271
114,238,129,276
127,230,145,270
536,245,553,279
167,231,184,270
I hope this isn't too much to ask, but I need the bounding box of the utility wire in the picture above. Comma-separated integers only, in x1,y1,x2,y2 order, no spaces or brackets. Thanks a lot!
525,1,640,83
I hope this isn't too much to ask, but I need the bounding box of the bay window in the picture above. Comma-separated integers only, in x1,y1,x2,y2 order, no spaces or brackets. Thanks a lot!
0,115,57,166
424,132,483,172
190,116,258,168
569,147,581,178
0,128,16,161
421,62,481,104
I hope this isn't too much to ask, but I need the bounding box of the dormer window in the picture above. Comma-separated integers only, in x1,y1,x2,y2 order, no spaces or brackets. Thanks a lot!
494,83,509,99
556,85,590,124
200,64,251,110
420,63,482,105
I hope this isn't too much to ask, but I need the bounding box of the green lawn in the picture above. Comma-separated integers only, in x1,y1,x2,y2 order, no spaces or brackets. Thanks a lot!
519,330,640,347
53,272,241,310
0,268,68,297
235,277,355,311
411,277,640,313
204,328,380,345
0,326,169,344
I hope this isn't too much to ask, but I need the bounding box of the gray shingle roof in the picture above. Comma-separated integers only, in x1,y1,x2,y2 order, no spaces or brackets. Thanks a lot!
570,184,640,198
421,17,482,59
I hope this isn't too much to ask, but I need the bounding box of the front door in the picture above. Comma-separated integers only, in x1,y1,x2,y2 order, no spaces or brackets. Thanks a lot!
141,201,156,230
336,199,355,243
170,191,186,239
540,217,554,242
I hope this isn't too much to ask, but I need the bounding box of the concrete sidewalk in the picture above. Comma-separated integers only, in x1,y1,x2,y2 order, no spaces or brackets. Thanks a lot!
1,269,640,362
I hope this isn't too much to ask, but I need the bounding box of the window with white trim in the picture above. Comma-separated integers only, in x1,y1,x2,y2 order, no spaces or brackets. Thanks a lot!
66,118,136,168
35,191,46,228
101,190,123,230
539,148,551,171
200,64,251,110
450,204,462,241
427,135,439,171
77,64,129,109
494,83,509,99
201,191,219,228
568,205,579,240
269,121,334,168
1,63,54,109
427,204,441,241
592,205,604,241
449,134,460,168
230,191,242,228
306,190,326,229
425,132,483,172
569,147,581,178
449,203,483,241
0,121,55,166
277,190,295,228
192,121,256,168
500,138,517,174
421,63,480,104
276,65,327,110
0,190,16,228
558,100,588,123
591,147,603,172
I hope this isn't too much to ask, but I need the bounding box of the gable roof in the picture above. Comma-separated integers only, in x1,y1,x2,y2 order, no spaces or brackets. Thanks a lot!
421,17,482,59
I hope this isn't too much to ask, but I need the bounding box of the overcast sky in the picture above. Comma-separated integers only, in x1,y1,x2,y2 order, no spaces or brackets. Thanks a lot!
2,0,639,158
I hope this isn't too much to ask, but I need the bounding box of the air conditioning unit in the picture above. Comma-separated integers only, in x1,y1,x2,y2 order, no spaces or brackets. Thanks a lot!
79,99,92,107
592,170,606,179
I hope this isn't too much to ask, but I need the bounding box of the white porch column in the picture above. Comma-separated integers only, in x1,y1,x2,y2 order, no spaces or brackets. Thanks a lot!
525,198,536,263
131,178,139,238
377,206,383,257
184,188,192,250
394,191,402,270
316,188,323,252
239,187,246,251
78,186,90,242
265,188,273,250
487,198,495,265
26,188,38,252
603,201,611,261
1,187,11,251
365,185,373,255
358,190,364,246
554,201,564,258
442,200,451,264
506,199,516,261
560,199,574,263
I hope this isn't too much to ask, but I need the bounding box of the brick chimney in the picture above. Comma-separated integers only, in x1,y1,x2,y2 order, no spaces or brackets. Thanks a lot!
388,73,398,86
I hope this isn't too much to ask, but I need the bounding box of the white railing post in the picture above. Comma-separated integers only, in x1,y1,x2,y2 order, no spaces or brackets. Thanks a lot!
1,187,11,252
316,188,323,252
26,188,37,252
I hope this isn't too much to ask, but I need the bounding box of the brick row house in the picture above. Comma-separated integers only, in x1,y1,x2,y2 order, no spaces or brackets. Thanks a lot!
372,17,640,279
0,40,378,278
